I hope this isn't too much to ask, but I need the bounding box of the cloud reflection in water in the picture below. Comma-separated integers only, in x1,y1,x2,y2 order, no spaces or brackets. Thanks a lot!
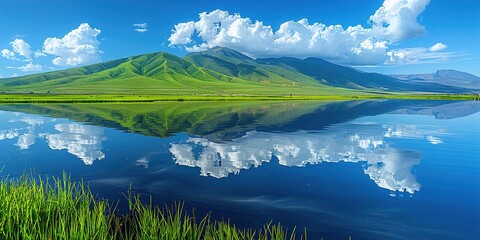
46,123,106,165
171,122,444,194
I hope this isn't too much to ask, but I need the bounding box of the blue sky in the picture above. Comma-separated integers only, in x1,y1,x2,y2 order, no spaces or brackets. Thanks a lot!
1,0,479,78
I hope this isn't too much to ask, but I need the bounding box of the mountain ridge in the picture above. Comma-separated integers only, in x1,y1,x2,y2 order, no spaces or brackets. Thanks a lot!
392,70,480,91
0,47,477,94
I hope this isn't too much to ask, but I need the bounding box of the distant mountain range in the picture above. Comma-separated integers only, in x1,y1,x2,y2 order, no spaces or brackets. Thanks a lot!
392,70,480,91
0,47,477,94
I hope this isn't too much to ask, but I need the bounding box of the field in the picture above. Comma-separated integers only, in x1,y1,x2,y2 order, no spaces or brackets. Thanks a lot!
0,93,478,103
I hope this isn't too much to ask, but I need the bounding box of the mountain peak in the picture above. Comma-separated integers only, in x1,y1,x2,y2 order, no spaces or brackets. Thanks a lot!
433,69,480,80
192,46,253,61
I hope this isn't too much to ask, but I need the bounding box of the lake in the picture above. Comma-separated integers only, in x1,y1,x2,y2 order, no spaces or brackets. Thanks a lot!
0,100,479,239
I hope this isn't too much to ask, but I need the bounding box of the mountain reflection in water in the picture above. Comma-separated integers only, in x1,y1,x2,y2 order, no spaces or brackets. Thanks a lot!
1,100,477,194
1,99,479,240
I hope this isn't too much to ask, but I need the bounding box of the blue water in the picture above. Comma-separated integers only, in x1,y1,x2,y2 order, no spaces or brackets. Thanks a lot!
0,100,479,239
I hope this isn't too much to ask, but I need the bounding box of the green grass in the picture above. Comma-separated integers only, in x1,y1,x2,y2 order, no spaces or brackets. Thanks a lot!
0,173,307,240
0,93,478,103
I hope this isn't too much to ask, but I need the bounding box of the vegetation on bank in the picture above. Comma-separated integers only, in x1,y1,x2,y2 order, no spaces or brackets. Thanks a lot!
0,93,478,103
0,173,307,240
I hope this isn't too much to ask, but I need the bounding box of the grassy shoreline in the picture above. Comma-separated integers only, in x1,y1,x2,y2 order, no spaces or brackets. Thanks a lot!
0,93,478,103
0,173,306,240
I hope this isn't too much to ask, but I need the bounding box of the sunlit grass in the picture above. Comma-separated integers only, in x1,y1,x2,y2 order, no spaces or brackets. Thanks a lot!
0,93,477,103
0,173,307,240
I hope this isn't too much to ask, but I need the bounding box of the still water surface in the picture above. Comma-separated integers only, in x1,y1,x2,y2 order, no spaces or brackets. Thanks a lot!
0,100,479,239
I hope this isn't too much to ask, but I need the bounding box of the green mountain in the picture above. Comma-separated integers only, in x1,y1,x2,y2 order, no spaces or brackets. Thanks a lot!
0,49,349,95
255,57,471,92
0,47,472,94
184,47,327,87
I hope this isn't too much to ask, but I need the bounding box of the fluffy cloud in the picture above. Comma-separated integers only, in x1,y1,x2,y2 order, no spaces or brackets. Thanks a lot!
43,23,102,66
1,49,16,60
1,39,35,60
168,21,195,44
169,0,445,65
369,0,430,41
11,39,33,59
2,38,44,72
429,42,447,52
133,23,148,33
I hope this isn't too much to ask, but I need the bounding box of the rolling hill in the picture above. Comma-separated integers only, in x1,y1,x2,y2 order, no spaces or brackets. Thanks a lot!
0,47,475,95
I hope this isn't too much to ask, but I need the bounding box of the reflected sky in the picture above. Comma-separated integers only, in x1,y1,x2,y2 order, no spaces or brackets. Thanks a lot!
0,100,479,240
46,123,105,165
0,100,473,194
170,120,447,194
0,112,105,165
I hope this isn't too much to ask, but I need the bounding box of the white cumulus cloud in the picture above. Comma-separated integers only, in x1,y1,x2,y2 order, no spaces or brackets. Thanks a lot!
1,38,36,61
43,23,102,66
369,0,430,42
168,0,448,65
168,21,196,44
1,39,44,71
429,42,447,52
10,39,33,60
1,49,16,60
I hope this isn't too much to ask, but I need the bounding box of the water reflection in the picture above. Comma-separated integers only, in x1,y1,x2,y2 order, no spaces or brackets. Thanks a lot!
0,100,478,192
16,132,36,150
0,111,105,165
170,120,444,194
0,100,479,239
1,113,47,150
46,123,105,165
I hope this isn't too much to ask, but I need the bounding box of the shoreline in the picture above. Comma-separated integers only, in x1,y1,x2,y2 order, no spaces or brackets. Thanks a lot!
0,93,478,103
0,173,306,239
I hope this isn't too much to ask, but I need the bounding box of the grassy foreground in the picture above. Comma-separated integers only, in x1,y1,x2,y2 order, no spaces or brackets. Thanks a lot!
0,174,306,240
0,93,478,103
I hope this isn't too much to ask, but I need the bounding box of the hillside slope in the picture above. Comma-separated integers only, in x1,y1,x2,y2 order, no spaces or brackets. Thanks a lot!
256,57,471,93
0,50,349,95
0,47,475,95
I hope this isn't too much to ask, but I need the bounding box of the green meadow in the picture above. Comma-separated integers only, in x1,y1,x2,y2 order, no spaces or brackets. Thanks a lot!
0,93,477,104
